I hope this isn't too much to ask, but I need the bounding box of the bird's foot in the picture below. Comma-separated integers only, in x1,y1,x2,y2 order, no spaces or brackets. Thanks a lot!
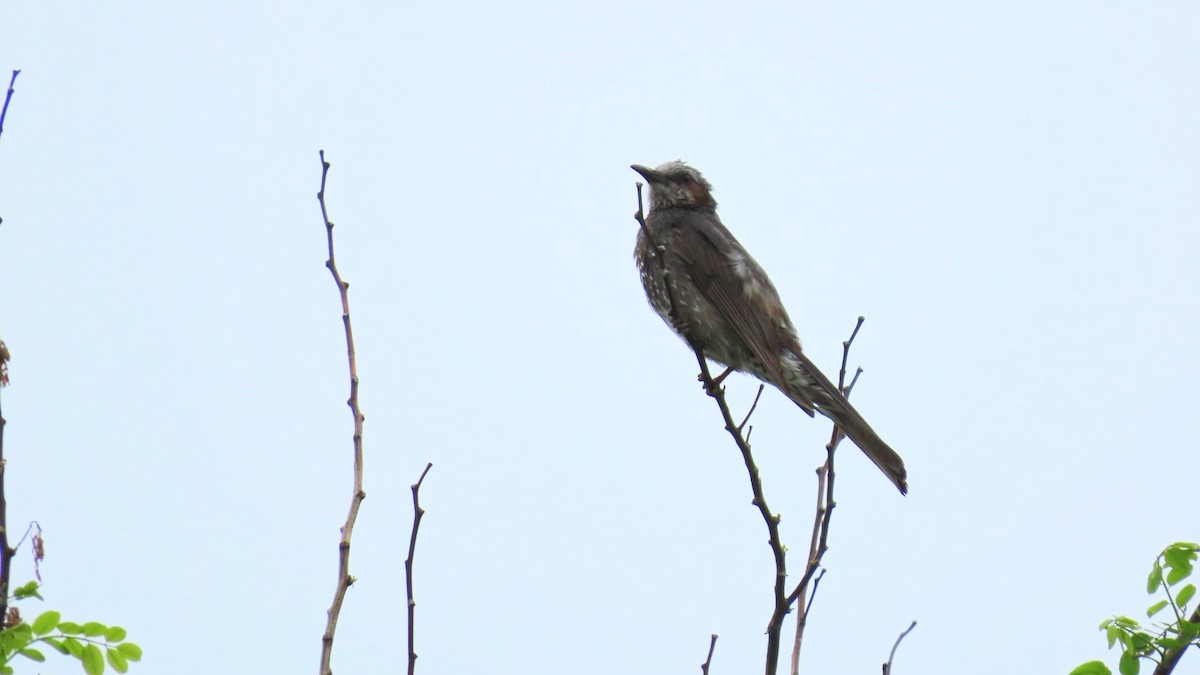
700,367,735,396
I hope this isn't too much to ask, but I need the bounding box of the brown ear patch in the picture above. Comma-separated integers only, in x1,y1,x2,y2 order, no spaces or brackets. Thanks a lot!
687,182,713,206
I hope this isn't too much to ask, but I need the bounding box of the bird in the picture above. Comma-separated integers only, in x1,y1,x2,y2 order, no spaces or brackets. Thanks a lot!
631,160,908,494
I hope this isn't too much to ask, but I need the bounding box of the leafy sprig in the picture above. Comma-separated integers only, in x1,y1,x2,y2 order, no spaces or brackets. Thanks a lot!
0,582,141,675
1072,542,1200,675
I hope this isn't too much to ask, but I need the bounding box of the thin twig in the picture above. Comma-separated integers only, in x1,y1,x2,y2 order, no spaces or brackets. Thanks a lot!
406,463,433,675
882,621,917,674
317,151,368,675
801,569,826,618
845,368,863,398
700,633,718,675
634,184,689,339
789,318,866,674
8,521,42,582
0,339,11,620
634,186,786,675
0,70,19,143
788,448,831,675
738,385,766,433
835,319,863,390
696,349,789,675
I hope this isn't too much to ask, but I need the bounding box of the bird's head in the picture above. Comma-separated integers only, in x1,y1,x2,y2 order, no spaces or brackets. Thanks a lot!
631,161,717,211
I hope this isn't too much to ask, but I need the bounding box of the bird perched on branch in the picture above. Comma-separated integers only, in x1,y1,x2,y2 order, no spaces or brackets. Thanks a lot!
631,161,908,494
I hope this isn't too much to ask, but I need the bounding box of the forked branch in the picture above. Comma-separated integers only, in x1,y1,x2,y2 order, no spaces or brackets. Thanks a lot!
406,463,433,675
635,186,785,675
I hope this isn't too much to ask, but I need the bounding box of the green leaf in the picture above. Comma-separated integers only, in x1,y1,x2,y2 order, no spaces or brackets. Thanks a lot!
1163,544,1194,585
81,622,106,638
104,625,126,642
1158,637,1184,649
12,581,41,600
114,642,142,661
43,637,70,655
1114,616,1140,630
0,665,12,675
1130,631,1154,652
31,610,61,635
0,623,33,654
18,647,45,662
1148,562,1164,593
106,646,129,673
82,642,105,675
1118,649,1140,675
1106,624,1121,649
1069,662,1112,675
1164,545,1196,566
1146,600,1169,618
1166,565,1191,586
59,622,83,635
1170,542,1200,557
3,623,33,642
0,628,16,652
1177,619,1199,642
63,636,84,657
1176,583,1195,607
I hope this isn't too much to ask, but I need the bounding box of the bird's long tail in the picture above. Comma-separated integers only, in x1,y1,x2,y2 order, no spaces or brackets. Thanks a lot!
818,400,908,495
782,349,908,495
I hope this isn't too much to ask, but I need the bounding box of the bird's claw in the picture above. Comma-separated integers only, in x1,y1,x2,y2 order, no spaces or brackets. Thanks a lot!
700,367,735,396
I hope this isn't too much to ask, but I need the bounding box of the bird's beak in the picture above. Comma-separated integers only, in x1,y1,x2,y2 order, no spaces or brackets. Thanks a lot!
631,164,663,184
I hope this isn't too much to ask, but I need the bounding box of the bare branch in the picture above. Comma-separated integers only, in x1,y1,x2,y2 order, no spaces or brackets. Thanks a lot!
801,569,826,618
738,385,767,433
882,621,917,674
406,463,433,675
635,187,786,675
0,72,21,609
789,318,869,674
634,188,893,675
317,151,368,675
700,634,719,675
0,70,19,143
0,339,12,619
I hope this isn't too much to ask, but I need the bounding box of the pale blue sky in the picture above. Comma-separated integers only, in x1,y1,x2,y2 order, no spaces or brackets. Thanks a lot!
2,2,1197,673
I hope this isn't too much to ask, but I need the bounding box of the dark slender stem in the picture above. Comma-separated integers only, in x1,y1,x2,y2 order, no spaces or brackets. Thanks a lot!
0,70,20,143
0,339,12,622
638,184,823,675
317,151,368,675
789,318,867,674
634,186,788,675
0,395,9,622
801,569,825,618
694,351,788,675
634,184,690,339
700,634,719,675
738,385,766,432
0,72,16,626
836,318,863,393
406,463,433,675
882,621,917,674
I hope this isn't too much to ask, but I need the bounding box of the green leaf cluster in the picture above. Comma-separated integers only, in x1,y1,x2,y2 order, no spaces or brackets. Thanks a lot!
1071,542,1200,675
0,582,142,675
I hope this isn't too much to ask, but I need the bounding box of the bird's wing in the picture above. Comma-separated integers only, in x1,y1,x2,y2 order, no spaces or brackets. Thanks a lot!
668,221,816,413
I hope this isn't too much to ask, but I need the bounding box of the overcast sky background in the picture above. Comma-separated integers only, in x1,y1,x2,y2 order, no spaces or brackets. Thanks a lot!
1,3,1197,674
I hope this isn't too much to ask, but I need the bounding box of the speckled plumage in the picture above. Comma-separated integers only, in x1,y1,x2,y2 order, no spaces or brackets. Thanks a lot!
632,161,908,494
